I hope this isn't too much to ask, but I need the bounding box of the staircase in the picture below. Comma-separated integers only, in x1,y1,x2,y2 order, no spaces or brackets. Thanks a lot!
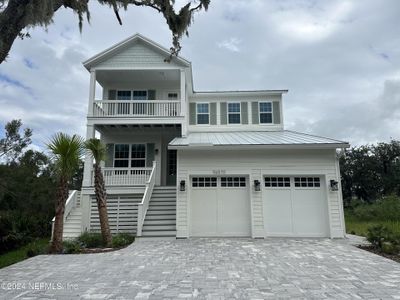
141,186,176,237
62,192,82,239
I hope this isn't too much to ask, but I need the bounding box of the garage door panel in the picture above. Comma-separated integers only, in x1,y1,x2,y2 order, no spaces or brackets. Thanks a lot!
218,189,251,236
191,189,218,236
264,189,293,235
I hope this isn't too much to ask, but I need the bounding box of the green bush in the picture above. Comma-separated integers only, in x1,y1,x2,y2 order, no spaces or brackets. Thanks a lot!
76,232,104,248
353,195,400,222
112,233,134,248
26,239,48,257
366,225,392,249
63,240,82,254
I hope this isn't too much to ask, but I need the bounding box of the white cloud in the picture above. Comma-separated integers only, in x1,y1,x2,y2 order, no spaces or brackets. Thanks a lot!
217,37,242,52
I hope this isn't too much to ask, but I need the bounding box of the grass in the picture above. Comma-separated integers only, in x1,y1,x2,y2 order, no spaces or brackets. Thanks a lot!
345,216,400,237
0,238,49,269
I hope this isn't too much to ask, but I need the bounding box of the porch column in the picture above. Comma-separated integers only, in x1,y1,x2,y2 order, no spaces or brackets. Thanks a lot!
180,68,187,136
82,124,95,187
87,70,96,117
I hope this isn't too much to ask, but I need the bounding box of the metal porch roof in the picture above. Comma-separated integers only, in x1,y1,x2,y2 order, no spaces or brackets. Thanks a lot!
169,130,349,149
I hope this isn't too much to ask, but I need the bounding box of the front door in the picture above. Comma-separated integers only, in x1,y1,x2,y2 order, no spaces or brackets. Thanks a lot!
166,150,177,186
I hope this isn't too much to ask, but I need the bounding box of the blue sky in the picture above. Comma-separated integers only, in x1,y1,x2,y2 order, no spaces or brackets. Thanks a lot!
0,0,400,150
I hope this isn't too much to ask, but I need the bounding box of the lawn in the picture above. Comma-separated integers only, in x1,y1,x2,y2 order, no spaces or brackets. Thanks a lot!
0,238,49,269
345,215,400,237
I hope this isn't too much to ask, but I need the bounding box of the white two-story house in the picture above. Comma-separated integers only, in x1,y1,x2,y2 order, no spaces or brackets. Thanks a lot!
61,34,349,240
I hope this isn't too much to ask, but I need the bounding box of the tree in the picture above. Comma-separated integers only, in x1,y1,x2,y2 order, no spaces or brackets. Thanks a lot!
0,119,32,163
84,138,112,247
47,133,83,253
0,0,211,64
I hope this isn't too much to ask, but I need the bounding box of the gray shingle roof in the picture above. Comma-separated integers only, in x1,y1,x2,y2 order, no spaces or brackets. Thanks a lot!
169,130,349,149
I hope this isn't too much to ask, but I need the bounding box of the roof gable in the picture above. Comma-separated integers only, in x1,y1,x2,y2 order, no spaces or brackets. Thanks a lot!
83,33,191,70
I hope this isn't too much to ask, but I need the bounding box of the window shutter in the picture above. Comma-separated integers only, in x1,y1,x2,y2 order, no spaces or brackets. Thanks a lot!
273,101,281,124
146,143,155,167
251,102,259,124
105,144,114,167
108,90,116,100
220,102,227,125
210,103,217,125
148,90,156,100
241,102,248,124
189,103,196,125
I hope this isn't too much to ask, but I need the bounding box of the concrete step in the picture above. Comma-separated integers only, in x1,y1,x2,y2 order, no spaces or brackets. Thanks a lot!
142,225,176,231
141,230,176,237
144,219,176,225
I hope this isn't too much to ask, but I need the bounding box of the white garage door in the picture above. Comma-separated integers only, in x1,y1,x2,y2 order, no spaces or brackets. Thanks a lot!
263,176,329,237
190,176,251,237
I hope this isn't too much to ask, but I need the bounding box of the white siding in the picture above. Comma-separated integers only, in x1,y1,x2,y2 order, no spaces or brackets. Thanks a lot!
176,149,345,238
96,41,182,69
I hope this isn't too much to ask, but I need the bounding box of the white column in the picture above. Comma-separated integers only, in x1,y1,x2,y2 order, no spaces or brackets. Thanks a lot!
180,69,187,136
82,124,95,187
88,70,96,117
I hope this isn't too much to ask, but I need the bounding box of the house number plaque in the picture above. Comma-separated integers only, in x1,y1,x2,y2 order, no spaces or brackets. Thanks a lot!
212,169,226,175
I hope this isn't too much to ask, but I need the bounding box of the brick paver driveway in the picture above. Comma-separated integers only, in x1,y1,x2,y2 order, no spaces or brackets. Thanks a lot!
1,238,399,299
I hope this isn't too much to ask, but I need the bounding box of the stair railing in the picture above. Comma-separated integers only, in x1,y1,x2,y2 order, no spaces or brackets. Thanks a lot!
136,161,157,236
50,190,78,241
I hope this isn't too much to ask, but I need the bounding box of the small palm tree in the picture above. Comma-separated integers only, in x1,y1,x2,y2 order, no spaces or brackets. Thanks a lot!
85,138,112,247
48,133,83,253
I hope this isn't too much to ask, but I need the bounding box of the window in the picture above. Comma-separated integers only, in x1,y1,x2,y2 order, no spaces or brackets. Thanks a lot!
265,177,290,187
259,102,273,124
294,177,320,188
114,144,130,167
228,103,241,124
117,91,131,100
131,144,146,167
167,92,178,100
196,103,209,124
221,177,246,187
114,144,146,168
192,177,217,187
133,90,147,100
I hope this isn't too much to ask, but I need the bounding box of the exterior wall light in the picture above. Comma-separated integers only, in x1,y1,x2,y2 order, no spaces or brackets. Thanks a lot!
330,180,339,191
180,180,186,191
254,180,261,192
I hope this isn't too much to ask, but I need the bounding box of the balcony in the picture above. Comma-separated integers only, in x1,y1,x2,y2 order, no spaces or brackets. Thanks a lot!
92,167,153,186
92,100,181,118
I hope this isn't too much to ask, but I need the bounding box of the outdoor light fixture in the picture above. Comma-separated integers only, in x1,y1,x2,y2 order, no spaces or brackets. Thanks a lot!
254,180,261,192
155,148,159,155
330,180,339,191
180,180,186,191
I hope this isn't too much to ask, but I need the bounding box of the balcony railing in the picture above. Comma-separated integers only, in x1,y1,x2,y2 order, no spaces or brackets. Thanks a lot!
92,167,153,186
92,100,181,117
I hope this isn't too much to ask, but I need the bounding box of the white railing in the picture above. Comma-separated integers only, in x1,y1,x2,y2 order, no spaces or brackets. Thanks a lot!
93,100,181,117
92,167,152,186
136,161,157,236
51,190,78,241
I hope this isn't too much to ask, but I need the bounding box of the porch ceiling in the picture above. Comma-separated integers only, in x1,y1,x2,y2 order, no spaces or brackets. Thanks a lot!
95,123,181,134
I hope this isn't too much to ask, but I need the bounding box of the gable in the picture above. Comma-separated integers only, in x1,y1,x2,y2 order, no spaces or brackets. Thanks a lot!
84,35,190,70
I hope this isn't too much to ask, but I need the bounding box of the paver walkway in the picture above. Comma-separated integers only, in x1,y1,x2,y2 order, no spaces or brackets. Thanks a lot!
0,238,399,299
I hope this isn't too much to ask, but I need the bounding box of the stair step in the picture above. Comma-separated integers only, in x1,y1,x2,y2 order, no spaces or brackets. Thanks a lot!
150,194,176,198
142,225,176,231
141,230,176,237
144,219,176,225
145,215,176,220
149,202,176,206
146,209,175,215
147,205,176,210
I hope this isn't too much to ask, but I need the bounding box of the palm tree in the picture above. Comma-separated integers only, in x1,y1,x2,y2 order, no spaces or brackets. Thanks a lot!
85,138,112,247
48,133,83,253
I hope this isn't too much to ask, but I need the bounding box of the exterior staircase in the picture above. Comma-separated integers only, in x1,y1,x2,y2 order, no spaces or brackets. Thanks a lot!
141,186,176,237
62,192,82,239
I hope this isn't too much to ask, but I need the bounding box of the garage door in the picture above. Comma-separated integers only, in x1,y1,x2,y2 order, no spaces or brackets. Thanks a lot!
263,176,329,237
190,176,251,237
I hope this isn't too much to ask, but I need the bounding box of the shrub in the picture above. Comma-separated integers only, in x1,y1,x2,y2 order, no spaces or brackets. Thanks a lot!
353,195,400,222
77,232,104,248
366,225,400,253
26,239,48,257
381,242,398,255
112,233,134,248
63,240,82,254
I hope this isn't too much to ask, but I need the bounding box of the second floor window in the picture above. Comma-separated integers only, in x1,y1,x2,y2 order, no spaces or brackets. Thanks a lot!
197,103,209,124
133,90,147,100
117,91,131,100
259,102,273,124
228,103,241,124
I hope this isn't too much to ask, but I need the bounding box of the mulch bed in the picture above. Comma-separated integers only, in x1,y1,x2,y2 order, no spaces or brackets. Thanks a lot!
357,245,400,263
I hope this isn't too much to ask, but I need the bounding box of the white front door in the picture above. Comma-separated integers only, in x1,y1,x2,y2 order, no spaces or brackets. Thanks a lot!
190,176,251,237
263,176,329,237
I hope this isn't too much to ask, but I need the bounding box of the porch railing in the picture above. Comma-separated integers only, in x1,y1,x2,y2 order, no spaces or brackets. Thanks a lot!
93,100,181,117
136,161,157,236
92,167,152,186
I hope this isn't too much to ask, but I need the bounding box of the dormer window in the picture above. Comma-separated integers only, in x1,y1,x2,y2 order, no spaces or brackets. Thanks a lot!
228,103,241,124
259,102,273,124
196,103,209,124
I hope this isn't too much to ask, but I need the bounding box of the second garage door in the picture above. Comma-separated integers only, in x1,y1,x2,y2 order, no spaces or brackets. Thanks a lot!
190,176,251,237
263,176,329,237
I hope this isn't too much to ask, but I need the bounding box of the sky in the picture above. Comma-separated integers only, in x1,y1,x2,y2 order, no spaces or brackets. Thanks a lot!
0,0,400,150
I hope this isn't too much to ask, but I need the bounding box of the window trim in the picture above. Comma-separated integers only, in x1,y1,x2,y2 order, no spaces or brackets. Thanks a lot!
227,102,241,125
191,176,217,188
220,176,246,188
258,101,274,125
196,102,210,125
166,90,180,101
113,143,147,168
294,177,321,189
115,90,149,101
264,176,291,188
